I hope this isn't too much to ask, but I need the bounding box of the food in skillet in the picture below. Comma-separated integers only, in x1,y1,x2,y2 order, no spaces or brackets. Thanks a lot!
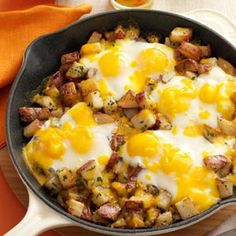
19,24,236,228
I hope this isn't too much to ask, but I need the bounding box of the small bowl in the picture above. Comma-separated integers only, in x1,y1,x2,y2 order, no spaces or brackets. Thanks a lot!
110,0,153,9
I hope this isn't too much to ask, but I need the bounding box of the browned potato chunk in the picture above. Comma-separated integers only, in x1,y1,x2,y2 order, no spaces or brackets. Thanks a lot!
93,112,115,124
198,45,211,58
175,59,199,73
118,90,138,108
43,85,60,98
217,57,236,76
156,211,173,227
78,78,99,98
177,42,202,61
145,208,160,227
175,197,198,220
87,32,102,43
60,82,81,107
169,27,193,43
156,113,172,130
146,33,160,43
50,107,64,118
156,189,172,210
126,25,140,40
67,198,85,217
111,217,127,228
131,109,156,131
61,51,80,64
19,107,50,123
125,211,145,228
217,117,236,135
216,178,233,198
23,119,42,138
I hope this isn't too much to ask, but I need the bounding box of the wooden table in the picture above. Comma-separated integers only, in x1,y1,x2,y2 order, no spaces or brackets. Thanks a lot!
2,0,236,235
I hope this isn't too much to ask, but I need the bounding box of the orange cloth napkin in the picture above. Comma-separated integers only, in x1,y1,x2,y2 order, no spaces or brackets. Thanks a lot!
0,4,92,148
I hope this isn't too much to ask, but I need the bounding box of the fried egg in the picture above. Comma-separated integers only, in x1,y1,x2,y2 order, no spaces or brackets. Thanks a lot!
80,39,176,100
24,103,116,184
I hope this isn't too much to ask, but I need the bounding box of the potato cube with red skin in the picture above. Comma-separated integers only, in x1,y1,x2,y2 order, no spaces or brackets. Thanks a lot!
216,178,234,198
106,152,120,171
177,42,202,61
77,160,96,181
110,134,125,151
131,109,156,131
23,119,42,138
61,51,80,64
175,197,198,220
118,90,138,108
60,82,81,107
169,27,193,43
50,71,64,88
96,203,121,221
19,107,50,123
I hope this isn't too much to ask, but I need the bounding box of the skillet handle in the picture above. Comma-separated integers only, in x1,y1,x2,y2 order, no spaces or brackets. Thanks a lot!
4,188,73,236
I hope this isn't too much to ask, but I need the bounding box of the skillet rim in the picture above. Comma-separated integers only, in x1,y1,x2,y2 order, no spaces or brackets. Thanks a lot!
6,9,236,235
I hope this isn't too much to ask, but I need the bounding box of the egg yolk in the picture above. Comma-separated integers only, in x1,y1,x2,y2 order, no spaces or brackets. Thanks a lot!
69,102,95,126
98,79,113,99
99,50,122,77
69,126,93,154
198,110,211,119
199,84,216,104
175,166,219,212
127,70,147,93
158,85,196,120
183,124,203,137
159,144,193,175
136,48,168,74
127,132,159,158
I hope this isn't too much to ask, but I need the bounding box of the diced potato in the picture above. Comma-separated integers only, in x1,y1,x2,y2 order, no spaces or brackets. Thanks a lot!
203,124,221,143
125,25,140,40
169,27,193,43
156,211,173,227
77,160,96,181
19,107,50,123
123,108,139,119
23,119,42,138
43,85,60,98
111,217,127,228
78,78,99,98
145,208,160,227
44,172,62,195
61,51,80,64
32,94,57,110
92,185,114,206
156,190,172,210
60,82,81,107
86,91,103,110
131,109,156,131
217,57,236,76
103,96,117,114
67,198,85,217
146,33,160,43
177,42,202,61
57,168,76,189
156,113,172,130
175,197,198,220
216,178,234,198
87,32,102,44
198,45,211,58
50,107,64,118
66,62,88,80
200,57,217,66
93,112,115,124
80,42,103,55
217,117,236,135
111,182,127,197
125,211,145,228
118,90,138,108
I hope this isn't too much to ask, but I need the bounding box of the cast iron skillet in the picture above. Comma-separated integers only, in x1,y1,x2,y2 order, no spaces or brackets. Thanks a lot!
6,9,236,235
